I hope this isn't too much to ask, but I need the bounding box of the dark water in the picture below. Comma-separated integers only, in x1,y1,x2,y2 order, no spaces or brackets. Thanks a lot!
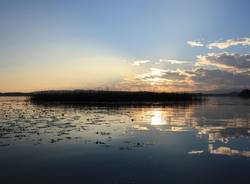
0,97,250,184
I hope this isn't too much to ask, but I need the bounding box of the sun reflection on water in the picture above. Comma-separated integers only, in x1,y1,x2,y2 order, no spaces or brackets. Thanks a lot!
150,111,166,126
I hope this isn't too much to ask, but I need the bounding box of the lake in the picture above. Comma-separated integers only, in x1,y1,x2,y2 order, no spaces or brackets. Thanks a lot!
0,96,250,184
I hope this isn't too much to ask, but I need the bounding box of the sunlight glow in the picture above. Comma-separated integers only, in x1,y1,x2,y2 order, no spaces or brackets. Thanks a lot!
151,111,166,126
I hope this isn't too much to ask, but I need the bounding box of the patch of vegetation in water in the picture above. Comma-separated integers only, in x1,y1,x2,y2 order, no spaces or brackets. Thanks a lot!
30,90,205,106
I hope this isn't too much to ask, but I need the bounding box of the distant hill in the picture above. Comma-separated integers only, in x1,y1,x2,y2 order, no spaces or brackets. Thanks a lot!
205,92,240,97
239,89,250,98
196,88,243,94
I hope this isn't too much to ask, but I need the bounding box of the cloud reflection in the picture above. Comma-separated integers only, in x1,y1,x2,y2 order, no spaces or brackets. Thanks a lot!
129,98,250,157
209,144,250,158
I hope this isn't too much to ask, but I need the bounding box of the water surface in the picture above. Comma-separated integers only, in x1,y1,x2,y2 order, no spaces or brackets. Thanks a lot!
0,97,250,184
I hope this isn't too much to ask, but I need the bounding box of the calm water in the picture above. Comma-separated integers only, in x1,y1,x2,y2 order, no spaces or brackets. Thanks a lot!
0,96,250,184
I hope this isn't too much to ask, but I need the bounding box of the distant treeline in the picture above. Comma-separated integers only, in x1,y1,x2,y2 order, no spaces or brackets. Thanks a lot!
0,92,32,96
30,90,204,105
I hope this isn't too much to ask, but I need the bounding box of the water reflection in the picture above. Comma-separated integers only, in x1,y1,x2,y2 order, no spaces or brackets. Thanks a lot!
209,144,250,157
151,111,166,126
0,97,250,158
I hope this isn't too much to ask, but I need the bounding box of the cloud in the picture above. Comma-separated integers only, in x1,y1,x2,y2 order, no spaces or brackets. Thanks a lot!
190,68,250,90
130,65,250,91
134,68,195,91
187,41,204,47
117,51,250,92
207,37,250,49
158,59,191,64
132,60,151,66
196,52,250,73
136,68,190,82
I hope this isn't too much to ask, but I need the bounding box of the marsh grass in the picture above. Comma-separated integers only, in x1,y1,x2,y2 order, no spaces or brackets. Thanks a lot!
30,90,204,106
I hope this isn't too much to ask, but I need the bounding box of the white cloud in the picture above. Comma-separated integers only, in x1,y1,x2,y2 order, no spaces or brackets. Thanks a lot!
159,59,191,64
136,68,189,80
187,41,204,47
135,68,193,87
207,37,250,49
132,60,151,66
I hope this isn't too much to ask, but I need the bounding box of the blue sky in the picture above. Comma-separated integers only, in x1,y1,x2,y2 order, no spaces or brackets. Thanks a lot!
0,0,250,92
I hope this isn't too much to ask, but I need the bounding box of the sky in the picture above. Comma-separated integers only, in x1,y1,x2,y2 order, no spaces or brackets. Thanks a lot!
0,0,250,92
